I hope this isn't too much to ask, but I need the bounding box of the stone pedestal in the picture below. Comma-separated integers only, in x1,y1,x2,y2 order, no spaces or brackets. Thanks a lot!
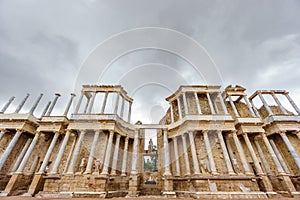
162,175,176,197
127,175,140,197
25,173,45,196
1,173,23,196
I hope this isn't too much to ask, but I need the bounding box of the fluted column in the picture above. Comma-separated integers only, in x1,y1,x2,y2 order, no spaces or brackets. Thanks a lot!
271,93,287,114
101,92,108,113
84,130,100,174
46,93,61,116
0,130,22,170
29,93,43,114
232,131,252,175
15,93,30,113
206,93,216,114
254,139,271,175
269,139,290,174
131,130,139,175
188,131,200,175
88,92,96,114
121,136,129,176
279,131,300,169
217,131,234,175
163,129,171,176
0,96,15,113
177,98,183,119
243,97,256,117
101,130,114,175
64,93,76,116
173,136,180,176
39,132,60,173
182,92,189,115
74,93,83,114
284,92,300,114
258,92,273,116
194,92,202,114
16,132,40,173
228,96,240,117
50,130,71,174
111,134,121,175
10,139,32,172
203,130,217,174
170,103,174,123
218,93,228,114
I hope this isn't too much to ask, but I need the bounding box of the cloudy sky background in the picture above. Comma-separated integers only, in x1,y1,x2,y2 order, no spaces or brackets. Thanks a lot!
0,0,300,126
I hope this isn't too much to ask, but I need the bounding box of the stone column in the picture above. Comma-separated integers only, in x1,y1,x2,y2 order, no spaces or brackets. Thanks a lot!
131,130,139,175
83,98,90,114
0,96,15,113
38,132,60,173
217,131,234,175
29,155,40,174
269,139,290,174
182,92,189,115
88,92,96,114
128,102,132,122
101,130,114,175
170,103,174,123
194,92,202,114
249,100,261,118
15,93,30,113
284,92,300,114
101,92,108,113
29,93,43,114
41,101,51,117
258,92,273,116
74,93,83,114
10,139,32,173
181,133,190,175
243,97,256,117
228,96,240,117
46,93,61,116
84,130,100,174
16,132,40,173
114,93,120,114
203,130,217,174
271,93,287,114
279,131,300,169
50,130,71,174
188,131,200,175
173,136,180,176
121,136,129,176
63,136,76,173
163,129,172,176
232,131,252,175
64,93,76,116
111,134,121,175
67,130,86,174
0,129,6,141
254,139,272,175
177,97,183,119
0,130,22,170
206,93,216,114
218,93,228,115
120,97,125,118
242,133,263,175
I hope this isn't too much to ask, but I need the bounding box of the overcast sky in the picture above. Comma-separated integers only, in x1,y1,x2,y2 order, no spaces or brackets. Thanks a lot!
0,0,300,125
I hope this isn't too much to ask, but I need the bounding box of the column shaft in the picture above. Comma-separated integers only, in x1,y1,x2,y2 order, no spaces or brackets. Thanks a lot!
29,93,43,114
181,134,191,175
163,130,171,176
29,155,39,174
74,93,83,114
101,92,108,113
41,101,51,117
232,131,251,174
83,98,90,114
285,93,300,114
280,132,300,169
243,97,256,117
206,93,216,114
188,131,200,175
15,94,30,113
269,139,290,174
218,93,228,114
131,130,139,175
203,131,217,174
170,103,174,123
182,92,189,115
177,98,183,119
258,93,273,116
111,134,121,175
120,98,125,118
121,136,129,176
114,93,120,114
271,93,287,114
67,130,86,173
0,96,15,113
84,130,100,174
250,100,261,118
88,92,96,114
63,136,76,173
173,137,180,176
194,92,202,114
10,139,32,172
101,131,114,175
46,93,61,116
217,131,234,174
128,102,132,122
228,96,240,117
64,93,76,116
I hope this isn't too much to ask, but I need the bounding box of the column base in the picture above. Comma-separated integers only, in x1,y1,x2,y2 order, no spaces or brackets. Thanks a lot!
162,191,176,198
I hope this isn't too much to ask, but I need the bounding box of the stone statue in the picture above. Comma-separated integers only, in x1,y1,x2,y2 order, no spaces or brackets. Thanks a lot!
79,158,87,174
94,159,100,173
148,139,154,153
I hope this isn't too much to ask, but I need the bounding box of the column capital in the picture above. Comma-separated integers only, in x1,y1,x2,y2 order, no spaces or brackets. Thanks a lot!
279,131,286,136
16,129,23,134
54,131,61,136
116,134,121,139
79,129,87,134
94,130,101,134
0,129,7,134
109,130,114,135
124,135,129,141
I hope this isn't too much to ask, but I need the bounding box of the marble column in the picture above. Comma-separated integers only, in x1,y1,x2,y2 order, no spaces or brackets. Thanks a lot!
232,131,252,175
15,93,30,113
188,131,200,175
84,130,100,174
163,129,172,176
88,92,96,114
279,131,300,169
243,97,256,117
120,98,125,118
177,97,183,119
101,92,108,113
194,92,202,114
0,129,6,141
46,93,61,116
173,136,180,176
0,130,22,170
242,133,263,175
249,100,261,118
284,92,300,114
258,93,273,116
170,103,174,123
182,92,189,115
50,130,71,174
16,132,40,173
254,139,271,175
41,101,51,117
206,93,216,114
228,96,240,117
269,139,290,174
0,96,15,113
38,132,60,173
111,134,121,175
101,130,114,175
10,139,32,172
114,93,120,114
131,130,139,175
63,93,76,116
63,136,76,173
74,93,84,114
218,93,229,115
181,133,191,175
67,130,86,174
128,102,132,122
121,136,129,176
217,131,234,175
83,98,90,114
29,93,43,114
203,130,217,174
271,93,287,115
29,155,39,174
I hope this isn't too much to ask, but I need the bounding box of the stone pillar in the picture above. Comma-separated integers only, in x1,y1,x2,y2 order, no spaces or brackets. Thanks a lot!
0,96,15,113
10,139,32,173
182,92,189,115
0,130,22,170
218,93,228,115
249,100,261,118
225,136,239,173
232,131,252,175
131,130,139,175
271,93,287,115
38,132,60,173
46,93,61,116
101,130,114,175
50,130,71,174
177,97,183,119
242,133,264,175
16,132,40,173
163,129,172,176
284,92,300,114
194,92,202,114
83,97,90,114
243,97,256,117
173,136,180,176
181,133,190,176
29,155,40,174
279,131,300,169
15,93,30,113
88,92,96,114
170,103,174,123
121,136,129,176
74,93,83,114
114,93,120,114
258,92,273,116
203,130,217,174
120,97,125,118
41,101,51,117
67,130,86,174
63,136,76,173
84,130,100,174
254,139,272,175
63,93,76,116
206,93,216,114
188,131,200,175
128,102,132,122
217,131,234,175
29,93,43,114
0,129,6,142
111,134,121,175
101,92,108,113
228,96,240,117
269,139,290,174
